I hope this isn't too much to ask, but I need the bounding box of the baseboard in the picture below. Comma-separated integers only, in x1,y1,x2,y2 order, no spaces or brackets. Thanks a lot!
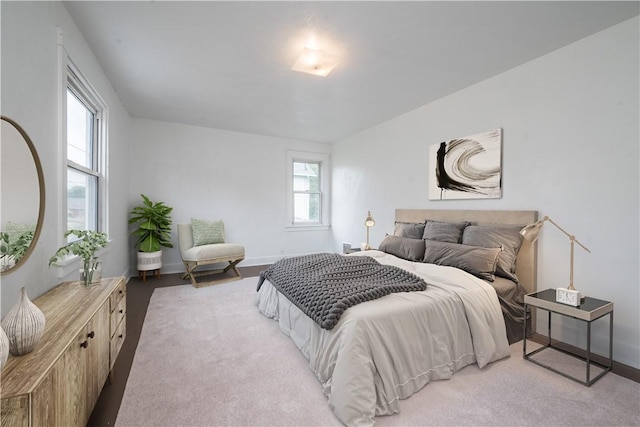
529,333,640,383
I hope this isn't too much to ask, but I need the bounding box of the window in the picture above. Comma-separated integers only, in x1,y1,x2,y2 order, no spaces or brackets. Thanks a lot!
66,64,106,233
286,151,330,228
293,161,321,223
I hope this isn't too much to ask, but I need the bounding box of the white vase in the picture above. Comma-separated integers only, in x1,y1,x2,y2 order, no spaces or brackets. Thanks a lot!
0,325,9,369
1,287,46,356
137,250,162,271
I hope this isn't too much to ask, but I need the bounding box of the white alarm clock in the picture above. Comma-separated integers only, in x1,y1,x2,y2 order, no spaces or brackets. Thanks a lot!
556,288,581,306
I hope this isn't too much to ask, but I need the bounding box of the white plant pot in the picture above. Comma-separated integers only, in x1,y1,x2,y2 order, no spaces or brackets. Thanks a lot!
137,250,162,271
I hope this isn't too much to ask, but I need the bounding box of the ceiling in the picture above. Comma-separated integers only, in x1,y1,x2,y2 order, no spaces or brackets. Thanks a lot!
64,1,639,143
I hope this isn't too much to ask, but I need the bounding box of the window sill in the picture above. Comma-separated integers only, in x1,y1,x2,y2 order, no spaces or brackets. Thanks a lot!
285,225,331,232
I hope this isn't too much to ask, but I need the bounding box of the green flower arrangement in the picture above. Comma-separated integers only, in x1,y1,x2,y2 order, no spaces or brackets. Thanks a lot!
49,230,108,285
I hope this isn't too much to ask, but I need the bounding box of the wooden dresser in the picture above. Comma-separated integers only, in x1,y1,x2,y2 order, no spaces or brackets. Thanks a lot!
0,277,126,427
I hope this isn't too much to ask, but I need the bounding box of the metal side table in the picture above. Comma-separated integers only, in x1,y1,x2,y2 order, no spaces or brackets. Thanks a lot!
523,288,613,386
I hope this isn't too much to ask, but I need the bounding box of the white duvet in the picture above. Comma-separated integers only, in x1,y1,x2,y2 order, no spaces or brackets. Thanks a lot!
255,250,510,426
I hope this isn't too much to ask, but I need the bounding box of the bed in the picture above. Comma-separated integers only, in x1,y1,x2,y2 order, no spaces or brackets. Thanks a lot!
255,209,537,426
395,209,538,344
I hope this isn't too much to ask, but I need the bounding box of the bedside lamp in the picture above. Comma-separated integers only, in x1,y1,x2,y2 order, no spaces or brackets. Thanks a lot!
364,211,375,250
520,216,591,305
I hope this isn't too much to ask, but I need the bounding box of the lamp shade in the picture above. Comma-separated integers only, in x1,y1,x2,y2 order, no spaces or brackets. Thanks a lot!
364,211,375,227
519,215,590,292
520,220,544,243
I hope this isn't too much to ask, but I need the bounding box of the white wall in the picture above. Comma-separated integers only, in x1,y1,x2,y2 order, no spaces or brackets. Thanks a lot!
129,118,333,272
332,17,639,368
0,1,132,315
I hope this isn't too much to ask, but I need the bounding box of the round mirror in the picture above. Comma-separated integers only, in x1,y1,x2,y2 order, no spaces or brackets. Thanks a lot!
1,116,45,274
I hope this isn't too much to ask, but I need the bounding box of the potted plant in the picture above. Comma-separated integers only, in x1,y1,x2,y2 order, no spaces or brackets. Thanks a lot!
128,194,173,276
49,229,108,286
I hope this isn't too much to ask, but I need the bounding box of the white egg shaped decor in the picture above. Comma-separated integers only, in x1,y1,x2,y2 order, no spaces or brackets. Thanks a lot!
1,287,46,356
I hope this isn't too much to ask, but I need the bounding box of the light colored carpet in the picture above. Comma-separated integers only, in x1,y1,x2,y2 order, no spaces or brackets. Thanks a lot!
116,277,640,427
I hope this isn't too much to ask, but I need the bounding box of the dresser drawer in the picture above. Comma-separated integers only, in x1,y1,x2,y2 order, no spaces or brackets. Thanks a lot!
110,315,126,370
1,395,29,427
110,294,126,335
110,280,126,309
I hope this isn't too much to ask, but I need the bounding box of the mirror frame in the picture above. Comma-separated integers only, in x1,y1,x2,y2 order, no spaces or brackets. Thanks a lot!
1,115,46,275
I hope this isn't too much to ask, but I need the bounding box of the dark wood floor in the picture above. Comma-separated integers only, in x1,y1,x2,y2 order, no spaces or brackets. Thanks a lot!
87,265,265,427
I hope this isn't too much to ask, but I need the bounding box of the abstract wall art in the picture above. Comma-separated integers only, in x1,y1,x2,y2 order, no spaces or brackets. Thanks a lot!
429,128,502,200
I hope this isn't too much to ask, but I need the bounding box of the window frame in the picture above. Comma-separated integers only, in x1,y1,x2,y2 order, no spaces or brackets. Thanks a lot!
66,79,102,232
55,50,109,275
286,150,331,230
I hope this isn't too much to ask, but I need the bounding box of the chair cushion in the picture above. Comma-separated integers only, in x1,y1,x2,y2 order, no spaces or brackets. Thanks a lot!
181,243,245,262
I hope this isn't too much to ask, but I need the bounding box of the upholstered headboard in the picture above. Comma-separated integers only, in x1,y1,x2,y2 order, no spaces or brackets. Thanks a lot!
395,209,538,295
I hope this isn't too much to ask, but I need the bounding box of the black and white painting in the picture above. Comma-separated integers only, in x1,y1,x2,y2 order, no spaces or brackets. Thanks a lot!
429,128,502,200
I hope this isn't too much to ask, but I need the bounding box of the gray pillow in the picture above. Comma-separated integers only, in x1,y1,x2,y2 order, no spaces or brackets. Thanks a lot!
423,239,501,281
461,224,524,282
422,220,470,243
379,235,425,262
393,222,425,240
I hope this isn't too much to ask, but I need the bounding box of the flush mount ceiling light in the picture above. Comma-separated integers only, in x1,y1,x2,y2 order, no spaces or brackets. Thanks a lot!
291,47,339,77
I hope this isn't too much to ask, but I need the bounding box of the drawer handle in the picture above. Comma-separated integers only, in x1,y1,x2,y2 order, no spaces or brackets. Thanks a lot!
119,290,123,294
118,334,123,339
87,331,95,339
80,341,88,349
119,309,124,314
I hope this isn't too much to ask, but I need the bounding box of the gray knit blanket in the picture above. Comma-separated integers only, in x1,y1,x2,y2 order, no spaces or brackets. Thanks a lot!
256,253,427,330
